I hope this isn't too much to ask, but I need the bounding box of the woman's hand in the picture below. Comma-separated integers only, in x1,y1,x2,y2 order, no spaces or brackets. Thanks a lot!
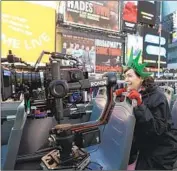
127,89,142,106
115,88,127,96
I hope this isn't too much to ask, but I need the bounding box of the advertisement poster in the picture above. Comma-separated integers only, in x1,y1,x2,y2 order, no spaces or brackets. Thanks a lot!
62,33,96,73
137,1,157,26
143,27,168,68
61,32,123,73
172,10,177,43
64,1,119,31
122,1,137,33
172,32,177,43
126,34,143,64
1,1,56,64
95,39,123,72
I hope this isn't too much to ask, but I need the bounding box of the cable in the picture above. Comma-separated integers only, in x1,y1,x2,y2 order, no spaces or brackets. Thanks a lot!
85,166,92,170
35,147,56,154
16,151,49,163
88,161,103,170
68,103,78,109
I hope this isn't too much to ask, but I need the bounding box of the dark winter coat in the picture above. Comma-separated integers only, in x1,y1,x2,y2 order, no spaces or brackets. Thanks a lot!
129,85,177,170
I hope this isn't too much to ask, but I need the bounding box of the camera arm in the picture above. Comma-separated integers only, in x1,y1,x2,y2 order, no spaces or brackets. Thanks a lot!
50,74,116,129
40,74,117,170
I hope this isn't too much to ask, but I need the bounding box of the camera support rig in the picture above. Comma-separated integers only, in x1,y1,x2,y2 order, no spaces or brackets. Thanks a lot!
23,51,89,122
40,74,117,170
1,50,118,170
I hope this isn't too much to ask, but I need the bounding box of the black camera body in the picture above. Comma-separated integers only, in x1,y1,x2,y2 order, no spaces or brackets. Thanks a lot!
1,51,91,122
9,66,88,100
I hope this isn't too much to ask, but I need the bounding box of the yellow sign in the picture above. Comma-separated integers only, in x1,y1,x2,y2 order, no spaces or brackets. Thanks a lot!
1,1,56,64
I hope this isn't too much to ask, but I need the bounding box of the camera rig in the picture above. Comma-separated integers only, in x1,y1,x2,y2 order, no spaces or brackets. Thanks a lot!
39,74,117,170
1,50,94,122
1,50,117,170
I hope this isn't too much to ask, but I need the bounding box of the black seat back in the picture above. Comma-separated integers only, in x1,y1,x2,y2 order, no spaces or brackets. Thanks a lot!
160,86,174,109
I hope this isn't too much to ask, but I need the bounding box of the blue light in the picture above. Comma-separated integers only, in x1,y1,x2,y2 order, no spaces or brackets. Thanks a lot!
4,70,11,76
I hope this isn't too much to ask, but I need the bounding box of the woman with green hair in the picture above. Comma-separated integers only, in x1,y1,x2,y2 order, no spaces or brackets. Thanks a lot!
115,48,177,170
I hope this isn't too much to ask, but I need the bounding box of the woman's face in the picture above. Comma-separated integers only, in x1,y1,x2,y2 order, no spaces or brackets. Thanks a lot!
124,69,143,91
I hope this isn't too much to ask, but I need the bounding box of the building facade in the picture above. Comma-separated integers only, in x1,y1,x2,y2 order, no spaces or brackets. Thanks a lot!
162,1,177,69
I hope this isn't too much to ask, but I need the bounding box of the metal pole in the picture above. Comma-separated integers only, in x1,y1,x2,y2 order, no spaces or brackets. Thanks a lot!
51,61,64,123
158,1,162,78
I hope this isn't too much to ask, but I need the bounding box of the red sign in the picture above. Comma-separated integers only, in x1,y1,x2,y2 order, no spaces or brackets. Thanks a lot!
123,1,138,23
122,1,138,33
95,39,123,72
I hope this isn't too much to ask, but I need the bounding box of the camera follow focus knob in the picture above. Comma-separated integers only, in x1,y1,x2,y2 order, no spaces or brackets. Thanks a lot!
49,80,69,98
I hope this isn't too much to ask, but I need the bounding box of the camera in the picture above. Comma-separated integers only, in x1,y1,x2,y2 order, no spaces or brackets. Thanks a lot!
1,50,96,122
1,50,118,170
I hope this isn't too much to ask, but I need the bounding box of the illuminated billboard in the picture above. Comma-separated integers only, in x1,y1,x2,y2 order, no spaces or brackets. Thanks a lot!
143,27,168,68
122,1,137,33
126,34,143,64
61,31,123,73
2,1,56,64
137,1,157,26
64,1,119,32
